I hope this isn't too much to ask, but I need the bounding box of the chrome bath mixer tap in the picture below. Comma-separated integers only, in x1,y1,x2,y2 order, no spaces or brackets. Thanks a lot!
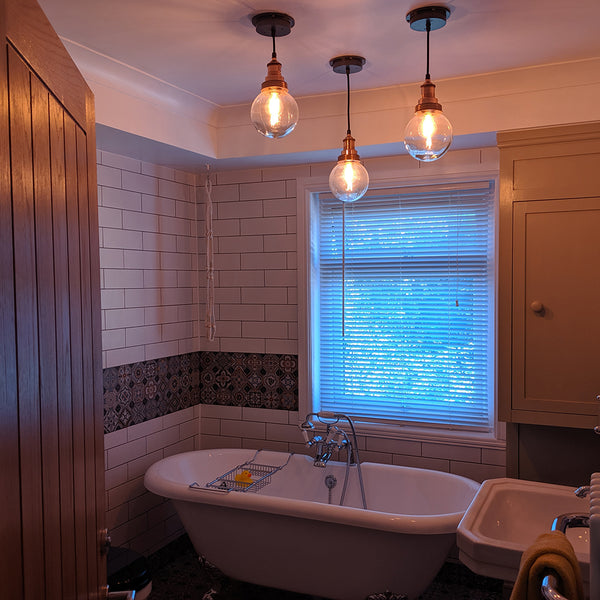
298,411,367,509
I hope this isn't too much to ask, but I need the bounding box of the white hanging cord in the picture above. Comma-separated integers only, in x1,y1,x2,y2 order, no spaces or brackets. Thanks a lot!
204,165,216,341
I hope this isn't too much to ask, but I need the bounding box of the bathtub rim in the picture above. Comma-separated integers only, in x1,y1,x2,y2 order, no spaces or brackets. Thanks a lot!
144,448,480,536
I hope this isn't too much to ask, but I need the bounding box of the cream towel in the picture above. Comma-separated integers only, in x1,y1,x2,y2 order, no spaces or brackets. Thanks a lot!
510,530,584,600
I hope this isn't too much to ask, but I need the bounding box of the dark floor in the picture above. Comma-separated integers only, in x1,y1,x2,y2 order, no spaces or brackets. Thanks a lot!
144,535,504,600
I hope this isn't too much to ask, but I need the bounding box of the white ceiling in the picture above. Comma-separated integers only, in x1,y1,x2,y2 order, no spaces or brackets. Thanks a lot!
38,0,600,108
34,0,600,170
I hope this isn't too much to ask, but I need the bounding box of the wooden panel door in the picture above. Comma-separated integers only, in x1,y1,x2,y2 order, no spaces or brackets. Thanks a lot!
0,0,105,598
511,197,600,426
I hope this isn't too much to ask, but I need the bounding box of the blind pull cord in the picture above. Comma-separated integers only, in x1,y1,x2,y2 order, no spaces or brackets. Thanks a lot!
342,202,346,337
455,192,460,307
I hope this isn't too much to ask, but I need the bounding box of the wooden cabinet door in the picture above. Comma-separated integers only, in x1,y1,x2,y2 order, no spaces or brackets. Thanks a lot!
511,197,600,426
0,0,105,598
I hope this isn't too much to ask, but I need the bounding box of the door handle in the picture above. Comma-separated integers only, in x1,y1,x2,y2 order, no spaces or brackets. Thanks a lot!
99,528,111,556
529,300,544,313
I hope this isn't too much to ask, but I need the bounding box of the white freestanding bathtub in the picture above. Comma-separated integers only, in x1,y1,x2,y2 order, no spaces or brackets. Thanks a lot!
144,448,480,600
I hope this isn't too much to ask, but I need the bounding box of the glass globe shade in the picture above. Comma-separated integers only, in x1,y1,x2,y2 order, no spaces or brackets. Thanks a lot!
251,86,299,139
404,109,452,162
329,159,369,203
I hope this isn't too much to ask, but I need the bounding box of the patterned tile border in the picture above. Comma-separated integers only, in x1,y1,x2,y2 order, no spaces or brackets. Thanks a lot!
103,352,299,433
103,352,201,433
199,352,298,410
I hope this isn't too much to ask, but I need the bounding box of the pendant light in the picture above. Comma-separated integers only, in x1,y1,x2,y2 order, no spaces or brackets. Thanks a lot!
328,55,369,203
250,12,299,139
404,6,452,162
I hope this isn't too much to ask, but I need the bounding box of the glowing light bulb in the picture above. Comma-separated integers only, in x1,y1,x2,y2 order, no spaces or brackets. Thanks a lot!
329,158,369,203
251,84,298,139
404,108,452,162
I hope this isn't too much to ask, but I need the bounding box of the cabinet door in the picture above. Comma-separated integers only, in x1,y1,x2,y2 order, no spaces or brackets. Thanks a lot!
511,198,600,425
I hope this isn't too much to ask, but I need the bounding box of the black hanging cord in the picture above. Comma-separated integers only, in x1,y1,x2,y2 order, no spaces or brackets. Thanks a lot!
271,26,277,58
346,65,351,135
425,18,431,79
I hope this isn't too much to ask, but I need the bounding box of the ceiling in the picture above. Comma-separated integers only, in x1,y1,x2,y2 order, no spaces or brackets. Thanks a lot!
35,0,600,170
38,0,600,108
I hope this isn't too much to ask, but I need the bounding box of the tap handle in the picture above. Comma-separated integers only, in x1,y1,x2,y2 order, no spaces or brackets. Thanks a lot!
325,425,337,443
301,429,311,445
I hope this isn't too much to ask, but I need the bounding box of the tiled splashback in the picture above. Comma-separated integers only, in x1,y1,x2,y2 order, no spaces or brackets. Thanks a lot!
103,351,298,433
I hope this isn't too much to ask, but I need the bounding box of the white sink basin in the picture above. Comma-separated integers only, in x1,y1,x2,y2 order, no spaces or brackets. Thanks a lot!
457,477,590,590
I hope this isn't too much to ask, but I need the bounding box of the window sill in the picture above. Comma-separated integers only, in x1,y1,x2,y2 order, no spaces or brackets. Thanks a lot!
338,419,506,450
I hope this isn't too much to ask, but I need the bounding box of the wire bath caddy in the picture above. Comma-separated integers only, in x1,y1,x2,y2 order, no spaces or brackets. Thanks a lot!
190,449,294,493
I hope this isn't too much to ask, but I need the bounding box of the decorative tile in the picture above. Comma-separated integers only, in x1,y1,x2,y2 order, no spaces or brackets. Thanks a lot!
103,351,299,433
103,351,201,433
196,352,299,413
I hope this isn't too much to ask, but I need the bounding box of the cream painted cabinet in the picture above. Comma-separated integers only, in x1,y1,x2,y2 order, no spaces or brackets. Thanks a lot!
498,123,600,429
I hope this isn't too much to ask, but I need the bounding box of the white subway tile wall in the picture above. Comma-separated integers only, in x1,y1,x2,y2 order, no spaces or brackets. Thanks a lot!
195,163,304,355
99,148,506,555
97,150,200,370
104,406,200,556
98,151,203,553
198,405,506,481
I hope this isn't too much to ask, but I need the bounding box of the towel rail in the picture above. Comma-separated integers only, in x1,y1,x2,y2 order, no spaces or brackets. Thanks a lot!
542,573,567,600
541,511,590,600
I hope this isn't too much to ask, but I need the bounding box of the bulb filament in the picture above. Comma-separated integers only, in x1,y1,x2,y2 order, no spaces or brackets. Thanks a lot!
268,90,282,127
343,161,356,192
421,112,435,150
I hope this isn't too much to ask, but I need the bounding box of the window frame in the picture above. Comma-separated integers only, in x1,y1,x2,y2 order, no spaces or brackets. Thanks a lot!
297,160,504,447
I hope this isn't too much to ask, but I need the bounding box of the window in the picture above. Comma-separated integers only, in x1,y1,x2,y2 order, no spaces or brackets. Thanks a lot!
306,179,496,433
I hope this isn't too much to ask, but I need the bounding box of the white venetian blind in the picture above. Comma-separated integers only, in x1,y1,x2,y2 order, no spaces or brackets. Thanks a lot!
315,181,495,430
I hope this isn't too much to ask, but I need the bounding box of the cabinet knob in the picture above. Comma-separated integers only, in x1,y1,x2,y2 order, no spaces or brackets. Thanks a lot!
530,300,544,313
